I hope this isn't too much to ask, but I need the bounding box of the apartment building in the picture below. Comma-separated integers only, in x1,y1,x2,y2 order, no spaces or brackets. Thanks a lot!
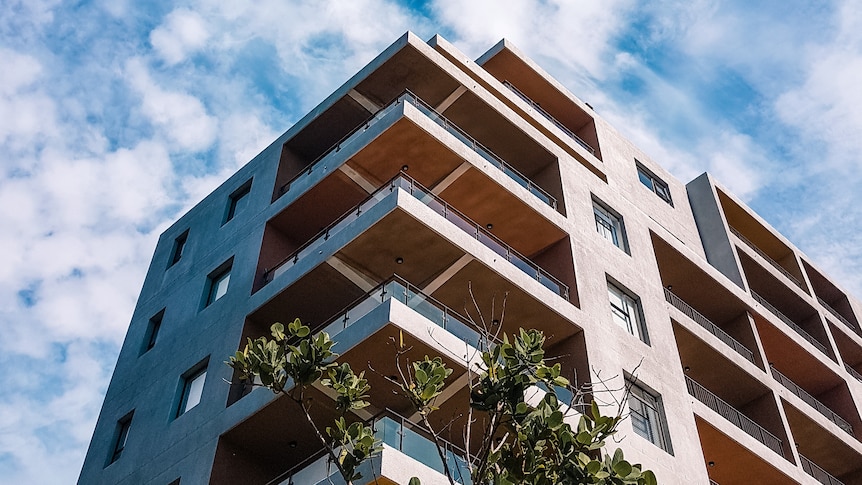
78,32,862,485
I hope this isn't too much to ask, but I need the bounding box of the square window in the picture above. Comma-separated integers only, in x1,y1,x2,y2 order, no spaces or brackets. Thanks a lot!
205,262,232,307
635,161,672,205
108,411,133,465
608,281,649,344
593,198,627,252
224,179,252,224
141,309,164,354
628,381,672,453
168,230,189,267
177,362,208,417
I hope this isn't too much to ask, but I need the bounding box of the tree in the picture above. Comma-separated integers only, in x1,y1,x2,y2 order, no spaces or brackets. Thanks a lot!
228,318,657,485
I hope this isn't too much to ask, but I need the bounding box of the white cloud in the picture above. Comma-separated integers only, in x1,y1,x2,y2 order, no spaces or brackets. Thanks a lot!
125,57,218,152
432,0,633,79
150,8,210,65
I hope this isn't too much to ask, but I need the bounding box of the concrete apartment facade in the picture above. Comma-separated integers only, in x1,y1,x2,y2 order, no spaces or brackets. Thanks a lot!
79,33,862,485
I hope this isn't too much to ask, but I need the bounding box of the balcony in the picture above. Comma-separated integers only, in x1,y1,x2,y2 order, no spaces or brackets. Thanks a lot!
685,376,784,457
752,291,829,356
770,366,853,435
730,227,805,291
263,174,569,300
800,454,845,485
819,297,857,332
847,364,862,383
665,288,755,363
503,81,595,155
276,90,558,211
804,259,860,334
271,410,472,485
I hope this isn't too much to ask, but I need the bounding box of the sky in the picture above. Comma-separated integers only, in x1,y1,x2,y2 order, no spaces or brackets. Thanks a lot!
1,0,861,483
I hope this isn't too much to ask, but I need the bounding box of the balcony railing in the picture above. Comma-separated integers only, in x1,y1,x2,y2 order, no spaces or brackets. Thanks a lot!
770,366,853,435
709,480,719,485
800,454,845,485
846,364,862,383
685,375,784,456
729,227,805,290
317,275,483,352
270,410,472,485
264,174,570,300
751,291,828,356
664,288,755,363
817,297,857,331
502,81,596,155
405,91,557,209
278,90,557,210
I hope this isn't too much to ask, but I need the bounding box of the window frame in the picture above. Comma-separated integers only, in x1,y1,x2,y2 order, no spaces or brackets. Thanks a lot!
635,161,673,206
627,380,672,453
176,360,208,418
223,179,252,225
168,230,189,268
607,280,649,344
592,197,628,252
107,411,134,466
204,260,233,307
141,309,165,354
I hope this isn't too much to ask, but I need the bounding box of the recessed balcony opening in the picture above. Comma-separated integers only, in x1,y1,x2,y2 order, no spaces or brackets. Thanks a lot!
717,190,808,291
693,416,796,485
272,96,371,202
739,252,833,359
780,401,862,484
438,90,564,210
478,45,602,162
756,317,860,439
258,174,574,308
271,42,463,203
803,259,860,334
674,326,790,460
651,233,761,366
829,321,862,384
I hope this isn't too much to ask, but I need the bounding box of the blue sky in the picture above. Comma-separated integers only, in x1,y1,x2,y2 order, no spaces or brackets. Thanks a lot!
1,0,861,482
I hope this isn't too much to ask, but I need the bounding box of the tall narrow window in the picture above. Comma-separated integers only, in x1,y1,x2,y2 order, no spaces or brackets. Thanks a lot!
168,230,189,267
628,381,672,453
636,161,672,205
108,411,134,465
608,281,648,344
593,198,627,252
224,179,252,224
205,261,232,307
141,309,164,354
177,362,208,417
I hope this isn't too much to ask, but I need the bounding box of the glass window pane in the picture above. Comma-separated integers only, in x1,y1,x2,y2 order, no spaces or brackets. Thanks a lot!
213,273,230,301
184,371,206,413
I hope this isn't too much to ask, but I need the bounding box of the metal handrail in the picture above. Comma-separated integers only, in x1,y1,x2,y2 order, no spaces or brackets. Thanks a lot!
770,366,853,435
268,409,472,485
403,91,556,209
263,174,569,300
800,453,845,485
664,288,755,363
817,297,857,331
277,89,557,210
729,227,805,290
846,363,862,383
502,81,596,155
751,291,828,356
685,376,784,456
